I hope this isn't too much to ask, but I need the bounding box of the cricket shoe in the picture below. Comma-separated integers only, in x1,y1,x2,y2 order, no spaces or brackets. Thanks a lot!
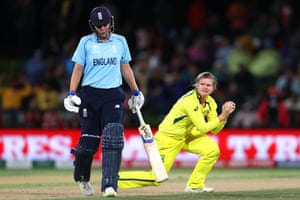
79,181,95,196
103,186,117,197
184,186,214,193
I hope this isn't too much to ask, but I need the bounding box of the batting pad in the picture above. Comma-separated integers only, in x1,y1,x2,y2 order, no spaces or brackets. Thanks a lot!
101,123,124,191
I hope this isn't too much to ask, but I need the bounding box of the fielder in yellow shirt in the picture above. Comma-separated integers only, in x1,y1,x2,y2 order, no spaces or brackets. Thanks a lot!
118,72,236,193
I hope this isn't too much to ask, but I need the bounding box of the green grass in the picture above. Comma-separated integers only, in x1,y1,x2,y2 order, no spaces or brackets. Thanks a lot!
0,168,73,177
206,168,300,179
38,188,300,200
0,168,300,200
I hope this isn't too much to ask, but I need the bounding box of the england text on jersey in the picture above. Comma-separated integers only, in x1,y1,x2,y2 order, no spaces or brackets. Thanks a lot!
93,57,117,66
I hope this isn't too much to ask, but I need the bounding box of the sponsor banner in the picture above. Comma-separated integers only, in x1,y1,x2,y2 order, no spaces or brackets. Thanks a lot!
0,129,299,168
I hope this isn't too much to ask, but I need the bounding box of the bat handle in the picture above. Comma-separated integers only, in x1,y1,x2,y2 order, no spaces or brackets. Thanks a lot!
135,106,145,125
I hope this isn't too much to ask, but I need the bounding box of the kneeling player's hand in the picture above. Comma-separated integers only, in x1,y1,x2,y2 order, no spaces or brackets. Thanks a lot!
64,91,81,113
222,101,236,115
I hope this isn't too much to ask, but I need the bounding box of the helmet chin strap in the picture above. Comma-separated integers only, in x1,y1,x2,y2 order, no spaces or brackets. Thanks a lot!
110,16,115,32
88,20,96,32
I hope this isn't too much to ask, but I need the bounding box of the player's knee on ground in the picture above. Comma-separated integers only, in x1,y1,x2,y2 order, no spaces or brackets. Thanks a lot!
74,135,100,181
118,170,163,189
101,123,124,191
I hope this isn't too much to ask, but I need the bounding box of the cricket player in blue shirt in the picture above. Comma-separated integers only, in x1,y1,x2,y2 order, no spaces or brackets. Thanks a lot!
64,5,144,197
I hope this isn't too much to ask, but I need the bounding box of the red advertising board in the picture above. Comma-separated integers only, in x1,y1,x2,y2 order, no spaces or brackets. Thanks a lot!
0,129,299,168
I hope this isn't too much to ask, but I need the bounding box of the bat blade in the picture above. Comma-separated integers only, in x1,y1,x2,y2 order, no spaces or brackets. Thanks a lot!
144,142,168,182
138,124,168,182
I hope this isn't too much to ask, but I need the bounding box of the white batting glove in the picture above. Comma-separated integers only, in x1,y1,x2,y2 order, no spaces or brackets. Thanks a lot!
64,91,81,113
128,90,144,113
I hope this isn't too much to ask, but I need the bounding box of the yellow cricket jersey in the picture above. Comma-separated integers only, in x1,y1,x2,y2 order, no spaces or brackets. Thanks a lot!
158,89,226,140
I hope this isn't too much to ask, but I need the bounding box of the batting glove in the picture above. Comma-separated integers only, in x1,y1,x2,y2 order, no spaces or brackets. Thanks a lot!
64,91,81,113
128,90,144,113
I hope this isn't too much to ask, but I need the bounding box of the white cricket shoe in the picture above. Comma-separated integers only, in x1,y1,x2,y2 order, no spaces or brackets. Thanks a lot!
79,181,95,196
103,186,117,197
184,186,214,193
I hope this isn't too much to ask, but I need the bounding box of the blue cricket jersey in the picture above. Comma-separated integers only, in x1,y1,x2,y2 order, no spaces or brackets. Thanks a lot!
72,32,132,89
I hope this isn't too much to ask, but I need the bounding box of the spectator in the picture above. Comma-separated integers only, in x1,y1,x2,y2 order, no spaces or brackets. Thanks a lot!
279,1,293,33
224,80,245,109
41,110,66,129
0,74,32,127
284,92,300,128
226,0,250,38
144,67,169,125
186,0,208,32
33,80,60,111
186,34,211,71
213,35,233,70
132,52,152,97
181,61,200,86
275,67,300,99
1,1,300,129
231,98,259,128
135,26,154,54
249,38,281,79
23,49,48,86
257,86,290,128
61,37,78,77
46,16,70,60
165,70,188,107
233,63,256,97
211,60,230,93
227,38,254,75
22,96,43,128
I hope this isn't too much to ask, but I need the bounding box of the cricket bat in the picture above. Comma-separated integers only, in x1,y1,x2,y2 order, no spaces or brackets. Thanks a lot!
135,106,168,182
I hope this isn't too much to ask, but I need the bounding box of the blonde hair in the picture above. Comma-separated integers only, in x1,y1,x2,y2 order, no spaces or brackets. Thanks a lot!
193,72,217,89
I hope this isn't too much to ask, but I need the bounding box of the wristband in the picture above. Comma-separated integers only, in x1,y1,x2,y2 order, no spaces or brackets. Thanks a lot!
132,90,140,96
69,91,76,96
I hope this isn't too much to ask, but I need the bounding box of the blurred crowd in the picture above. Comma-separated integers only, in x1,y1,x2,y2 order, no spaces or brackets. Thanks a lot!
1,0,300,129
